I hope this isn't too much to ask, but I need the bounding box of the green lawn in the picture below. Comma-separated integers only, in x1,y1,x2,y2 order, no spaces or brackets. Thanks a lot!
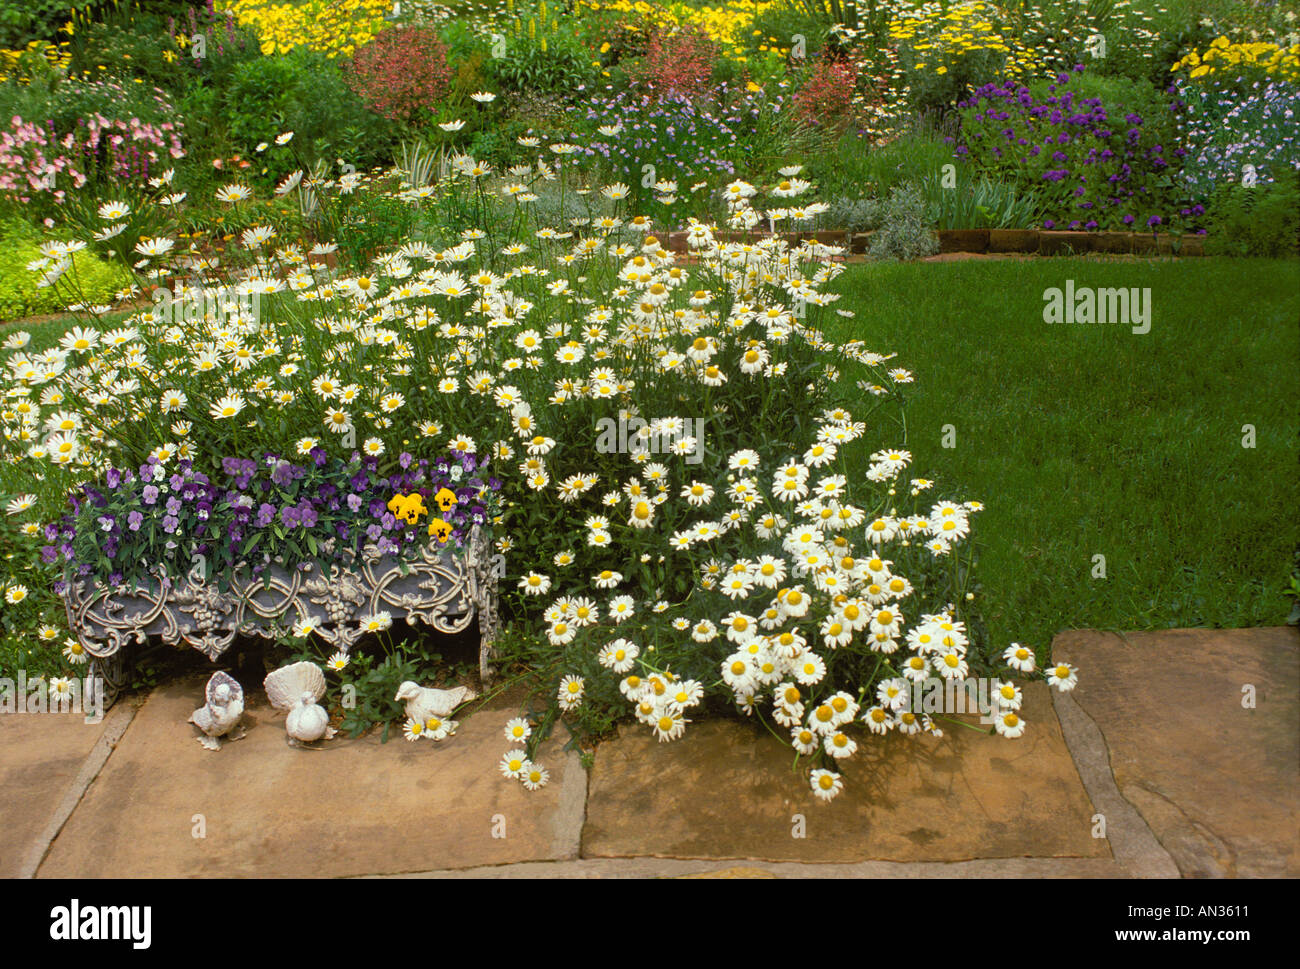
826,256,1300,656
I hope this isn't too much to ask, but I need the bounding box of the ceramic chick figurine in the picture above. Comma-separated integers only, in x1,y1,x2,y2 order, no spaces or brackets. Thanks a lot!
188,671,246,751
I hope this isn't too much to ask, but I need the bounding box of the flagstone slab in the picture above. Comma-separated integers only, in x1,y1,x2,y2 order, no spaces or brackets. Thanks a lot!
0,712,112,876
38,676,584,877
582,682,1108,863
1053,627,1300,878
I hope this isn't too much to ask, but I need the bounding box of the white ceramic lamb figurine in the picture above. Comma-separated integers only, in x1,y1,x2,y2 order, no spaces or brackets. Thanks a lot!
395,681,476,724
264,661,337,747
188,671,246,751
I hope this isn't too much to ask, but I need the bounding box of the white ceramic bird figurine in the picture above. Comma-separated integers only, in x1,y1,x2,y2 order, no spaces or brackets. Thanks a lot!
188,671,246,751
395,681,476,724
264,661,336,747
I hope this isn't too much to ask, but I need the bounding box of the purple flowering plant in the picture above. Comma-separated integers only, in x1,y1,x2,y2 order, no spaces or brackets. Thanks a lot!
953,68,1202,233
44,449,501,592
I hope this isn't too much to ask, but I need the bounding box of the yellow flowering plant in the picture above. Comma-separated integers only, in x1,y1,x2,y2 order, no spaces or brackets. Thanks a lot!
1173,35,1300,83
576,0,785,67
0,40,72,85
216,0,392,58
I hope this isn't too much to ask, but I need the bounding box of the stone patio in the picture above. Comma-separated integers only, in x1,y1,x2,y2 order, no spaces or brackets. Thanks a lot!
1053,626,1299,878
4,626,1295,878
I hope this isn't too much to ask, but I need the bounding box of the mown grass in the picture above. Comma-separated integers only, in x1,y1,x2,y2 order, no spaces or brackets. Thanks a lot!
826,255,1300,656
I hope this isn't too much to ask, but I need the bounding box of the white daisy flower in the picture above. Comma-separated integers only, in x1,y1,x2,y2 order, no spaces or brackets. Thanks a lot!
809,769,843,802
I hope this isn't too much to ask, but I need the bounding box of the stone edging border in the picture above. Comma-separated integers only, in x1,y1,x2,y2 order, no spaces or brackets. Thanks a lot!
664,228,1208,257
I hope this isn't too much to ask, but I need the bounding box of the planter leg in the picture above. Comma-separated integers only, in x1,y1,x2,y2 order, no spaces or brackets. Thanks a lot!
477,584,499,686
474,531,500,687
89,652,127,711
478,613,497,686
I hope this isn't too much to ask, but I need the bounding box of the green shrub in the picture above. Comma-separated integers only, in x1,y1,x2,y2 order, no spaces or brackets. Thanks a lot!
906,46,1006,119
1204,176,1300,258
823,196,881,232
66,9,177,88
0,220,129,321
217,47,397,183
65,2,263,92
463,112,549,169
171,76,225,176
486,26,597,93
1057,71,1182,150
0,67,179,135
998,0,1195,88
332,185,421,270
868,183,938,261
0,0,97,47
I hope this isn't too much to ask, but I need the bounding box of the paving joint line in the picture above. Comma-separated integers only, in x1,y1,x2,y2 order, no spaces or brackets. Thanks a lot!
20,699,139,878
1051,686,1180,878
551,747,587,861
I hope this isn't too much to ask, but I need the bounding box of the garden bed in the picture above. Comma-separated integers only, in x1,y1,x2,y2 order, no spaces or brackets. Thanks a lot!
1,0,1297,807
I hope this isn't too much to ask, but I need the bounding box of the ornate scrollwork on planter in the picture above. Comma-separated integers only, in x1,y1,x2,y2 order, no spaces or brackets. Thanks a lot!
62,527,498,708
